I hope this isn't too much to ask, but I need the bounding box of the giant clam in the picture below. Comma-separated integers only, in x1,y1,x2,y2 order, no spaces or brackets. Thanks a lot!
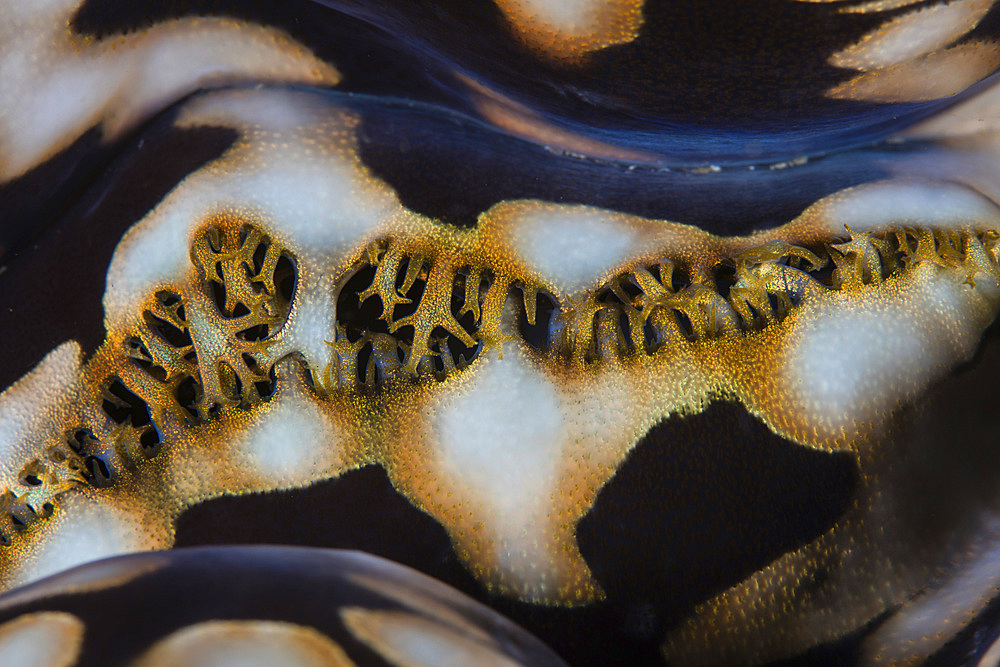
2,1,1000,665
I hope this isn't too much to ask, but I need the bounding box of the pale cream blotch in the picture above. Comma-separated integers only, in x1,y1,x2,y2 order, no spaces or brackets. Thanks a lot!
435,351,563,517
235,385,343,486
7,492,169,590
493,0,645,58
0,611,83,667
105,88,417,382
0,343,82,482
432,350,570,600
167,360,351,494
504,203,644,295
341,608,519,667
829,0,996,70
0,0,339,181
133,620,355,667
777,262,1000,444
805,180,1000,236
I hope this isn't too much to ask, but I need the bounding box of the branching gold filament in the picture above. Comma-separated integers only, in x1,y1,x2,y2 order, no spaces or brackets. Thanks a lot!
319,226,1000,385
1,221,997,548
0,221,296,546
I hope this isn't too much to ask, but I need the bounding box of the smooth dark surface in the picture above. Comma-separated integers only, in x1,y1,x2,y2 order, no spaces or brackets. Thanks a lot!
0,127,105,261
0,545,567,667
351,95,891,232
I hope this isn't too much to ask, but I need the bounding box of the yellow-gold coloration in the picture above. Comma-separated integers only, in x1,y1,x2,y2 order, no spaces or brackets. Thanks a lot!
2,187,997,607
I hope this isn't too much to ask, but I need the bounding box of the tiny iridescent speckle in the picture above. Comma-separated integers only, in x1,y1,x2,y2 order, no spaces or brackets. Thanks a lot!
1,1,1000,665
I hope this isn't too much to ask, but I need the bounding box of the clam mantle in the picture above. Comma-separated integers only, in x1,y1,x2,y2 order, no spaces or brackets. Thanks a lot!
2,1,1000,665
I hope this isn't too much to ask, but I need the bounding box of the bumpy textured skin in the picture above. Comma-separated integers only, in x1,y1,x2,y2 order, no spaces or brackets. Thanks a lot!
2,1,1000,665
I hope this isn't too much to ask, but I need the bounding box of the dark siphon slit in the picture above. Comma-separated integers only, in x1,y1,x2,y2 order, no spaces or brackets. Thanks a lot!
519,291,556,351
618,310,633,352
643,318,661,354
174,376,201,422
85,456,113,488
209,280,227,314
142,311,192,348
256,362,278,399
252,243,267,275
237,323,268,342
337,266,389,340
139,427,161,458
69,428,98,454
669,265,689,292
102,378,152,427
712,262,737,300
391,324,415,354
672,310,696,341
767,293,784,318
159,293,179,307
356,341,374,385
275,254,297,303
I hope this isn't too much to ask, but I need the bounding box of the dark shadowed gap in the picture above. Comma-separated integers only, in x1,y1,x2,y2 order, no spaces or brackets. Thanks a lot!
576,401,858,649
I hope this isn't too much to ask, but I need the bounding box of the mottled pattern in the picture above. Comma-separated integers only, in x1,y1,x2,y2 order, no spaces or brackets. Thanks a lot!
1,1,1000,665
